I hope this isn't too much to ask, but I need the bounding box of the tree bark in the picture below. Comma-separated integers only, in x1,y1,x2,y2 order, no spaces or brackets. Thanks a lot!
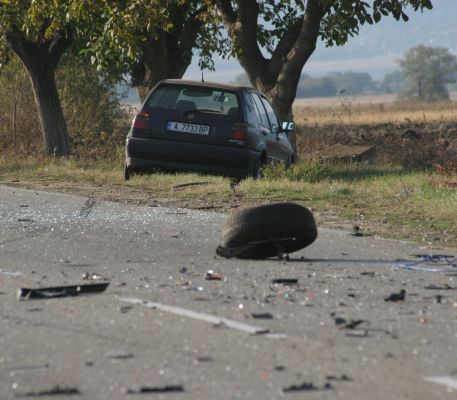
5,27,73,156
215,0,326,155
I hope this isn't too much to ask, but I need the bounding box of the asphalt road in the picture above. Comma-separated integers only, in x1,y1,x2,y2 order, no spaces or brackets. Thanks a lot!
1,185,456,399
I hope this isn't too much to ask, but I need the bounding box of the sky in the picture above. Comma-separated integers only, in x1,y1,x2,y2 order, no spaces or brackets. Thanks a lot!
183,0,456,82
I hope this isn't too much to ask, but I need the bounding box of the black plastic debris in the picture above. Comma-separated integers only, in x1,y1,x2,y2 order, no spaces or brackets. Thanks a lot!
283,382,332,393
335,318,366,329
106,352,134,360
271,278,298,285
18,282,109,300
424,284,455,290
173,181,209,191
196,356,214,362
15,385,80,397
125,385,184,394
326,374,353,381
384,289,406,302
251,312,273,319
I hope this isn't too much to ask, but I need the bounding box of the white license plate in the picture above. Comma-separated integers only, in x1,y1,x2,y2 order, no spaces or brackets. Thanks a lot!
167,122,210,135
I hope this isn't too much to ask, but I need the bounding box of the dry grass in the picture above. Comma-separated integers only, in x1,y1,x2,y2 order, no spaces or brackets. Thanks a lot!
294,98,457,126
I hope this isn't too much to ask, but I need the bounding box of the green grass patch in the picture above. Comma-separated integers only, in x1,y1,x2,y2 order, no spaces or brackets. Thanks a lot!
1,156,456,248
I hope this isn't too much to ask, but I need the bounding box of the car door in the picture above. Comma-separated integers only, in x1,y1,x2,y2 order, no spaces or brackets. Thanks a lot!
249,92,278,163
259,95,293,164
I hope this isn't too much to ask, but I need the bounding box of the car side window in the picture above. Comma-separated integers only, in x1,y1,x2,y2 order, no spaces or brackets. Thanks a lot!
260,96,280,128
250,93,270,128
244,94,258,125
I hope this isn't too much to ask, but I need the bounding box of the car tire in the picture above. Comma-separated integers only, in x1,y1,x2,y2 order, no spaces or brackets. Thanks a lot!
124,164,132,181
249,159,262,180
217,202,317,259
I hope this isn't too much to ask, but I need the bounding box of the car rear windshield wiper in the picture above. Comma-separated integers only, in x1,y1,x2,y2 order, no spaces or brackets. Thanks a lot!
182,109,223,115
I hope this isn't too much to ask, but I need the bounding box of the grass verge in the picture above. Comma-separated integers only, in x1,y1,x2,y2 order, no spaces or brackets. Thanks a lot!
1,156,456,249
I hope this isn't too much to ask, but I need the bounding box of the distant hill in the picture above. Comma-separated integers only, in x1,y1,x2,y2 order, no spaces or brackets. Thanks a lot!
313,0,456,62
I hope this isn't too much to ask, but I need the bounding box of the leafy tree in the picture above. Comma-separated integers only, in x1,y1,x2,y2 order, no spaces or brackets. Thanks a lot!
398,45,457,101
85,0,216,101
0,0,75,155
327,71,375,95
381,70,405,93
0,50,129,158
297,75,337,97
214,0,433,151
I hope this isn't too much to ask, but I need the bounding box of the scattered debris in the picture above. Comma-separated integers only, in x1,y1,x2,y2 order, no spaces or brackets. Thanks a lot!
424,284,455,290
179,267,188,274
251,312,273,320
18,282,109,300
345,329,369,338
283,381,332,393
172,181,209,191
205,270,223,281
0,269,23,278
17,218,34,222
334,318,367,330
435,295,443,304
120,297,286,339
271,278,298,285
79,198,96,218
6,363,49,371
196,356,214,363
81,272,103,281
125,385,184,394
425,376,457,390
397,254,457,272
119,305,133,314
106,352,134,360
326,374,353,381
15,385,80,397
384,289,406,302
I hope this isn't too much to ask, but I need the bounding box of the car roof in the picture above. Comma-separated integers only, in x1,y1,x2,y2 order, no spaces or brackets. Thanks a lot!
159,79,252,92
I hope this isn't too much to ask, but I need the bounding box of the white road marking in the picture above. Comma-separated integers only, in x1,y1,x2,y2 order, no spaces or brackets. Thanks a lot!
425,376,457,390
120,297,286,339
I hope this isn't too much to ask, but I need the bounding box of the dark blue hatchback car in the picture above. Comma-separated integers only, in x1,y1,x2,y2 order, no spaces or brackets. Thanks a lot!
124,79,295,180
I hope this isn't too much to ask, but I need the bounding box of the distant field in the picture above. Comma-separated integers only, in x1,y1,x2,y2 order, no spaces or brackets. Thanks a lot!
293,91,457,109
294,93,457,126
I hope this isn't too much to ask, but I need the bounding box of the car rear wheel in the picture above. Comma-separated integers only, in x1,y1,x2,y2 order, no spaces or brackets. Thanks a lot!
124,164,132,181
249,158,262,179
217,202,317,259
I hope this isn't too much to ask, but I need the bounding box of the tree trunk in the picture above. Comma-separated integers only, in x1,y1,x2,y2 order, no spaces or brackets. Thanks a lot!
131,6,204,102
29,69,71,156
216,0,325,158
5,27,73,156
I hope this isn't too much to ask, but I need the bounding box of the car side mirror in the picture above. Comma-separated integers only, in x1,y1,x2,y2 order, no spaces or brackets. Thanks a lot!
282,121,295,132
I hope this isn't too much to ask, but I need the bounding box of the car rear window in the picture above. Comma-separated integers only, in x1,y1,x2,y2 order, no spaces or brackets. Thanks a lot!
145,84,240,116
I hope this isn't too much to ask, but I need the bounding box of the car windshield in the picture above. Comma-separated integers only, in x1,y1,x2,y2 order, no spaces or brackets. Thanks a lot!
145,84,240,116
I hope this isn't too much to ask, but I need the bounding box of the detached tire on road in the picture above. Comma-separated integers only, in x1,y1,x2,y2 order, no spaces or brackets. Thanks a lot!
217,202,317,259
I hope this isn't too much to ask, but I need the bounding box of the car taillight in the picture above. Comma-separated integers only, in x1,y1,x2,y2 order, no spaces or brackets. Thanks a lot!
229,123,248,144
132,111,150,130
